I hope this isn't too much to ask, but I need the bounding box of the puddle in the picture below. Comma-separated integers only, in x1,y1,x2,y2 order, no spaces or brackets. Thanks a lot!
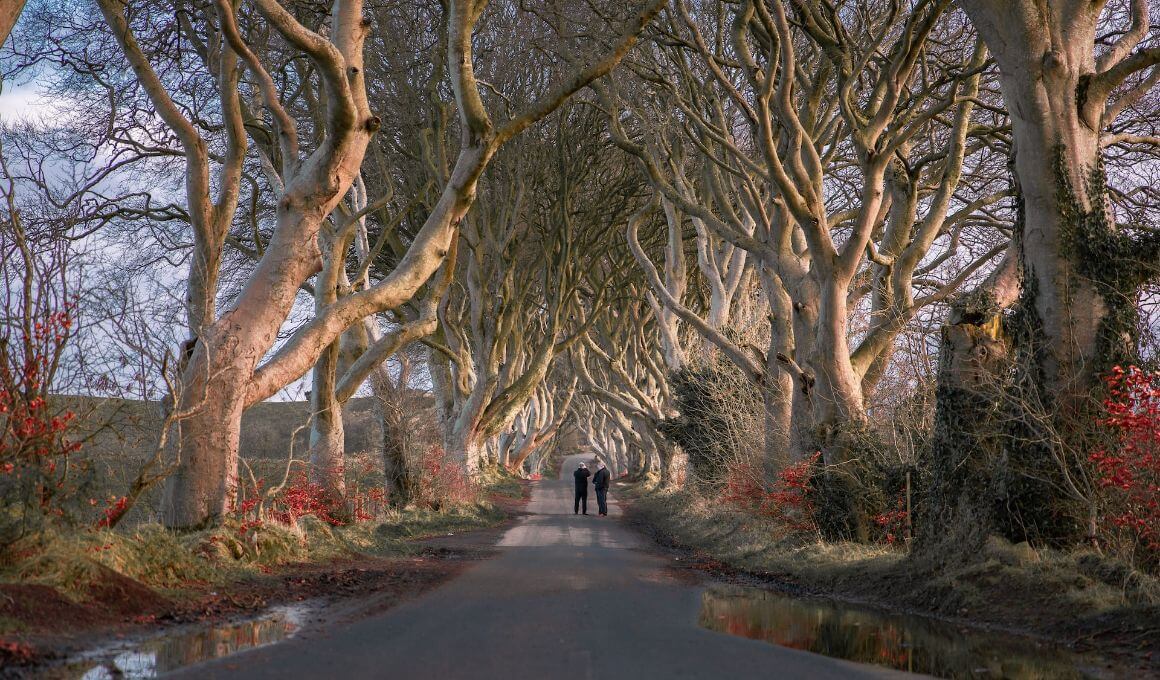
699,585,1111,679
72,604,309,679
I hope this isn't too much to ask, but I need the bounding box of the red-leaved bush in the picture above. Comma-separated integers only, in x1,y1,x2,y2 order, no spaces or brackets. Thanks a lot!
239,472,353,528
873,496,908,546
413,445,474,509
95,495,129,529
268,472,347,526
229,461,390,535
221,446,478,539
0,307,82,532
1089,365,1160,564
721,453,820,533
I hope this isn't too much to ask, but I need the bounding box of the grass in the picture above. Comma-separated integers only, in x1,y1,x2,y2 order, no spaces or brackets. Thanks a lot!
370,505,506,546
58,396,392,527
477,465,526,500
3,392,527,609
0,471,523,602
629,485,1160,640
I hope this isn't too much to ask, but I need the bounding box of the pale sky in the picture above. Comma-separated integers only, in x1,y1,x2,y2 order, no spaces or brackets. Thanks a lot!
0,78,50,121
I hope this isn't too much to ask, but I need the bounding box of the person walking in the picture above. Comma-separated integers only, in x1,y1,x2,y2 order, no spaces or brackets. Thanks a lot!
573,461,591,515
592,461,611,516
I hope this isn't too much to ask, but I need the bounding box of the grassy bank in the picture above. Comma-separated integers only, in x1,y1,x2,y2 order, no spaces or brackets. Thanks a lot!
0,471,526,645
628,486,1160,667
55,396,390,529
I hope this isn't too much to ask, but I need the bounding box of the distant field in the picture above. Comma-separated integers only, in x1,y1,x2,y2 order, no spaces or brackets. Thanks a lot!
66,395,384,460
58,396,392,525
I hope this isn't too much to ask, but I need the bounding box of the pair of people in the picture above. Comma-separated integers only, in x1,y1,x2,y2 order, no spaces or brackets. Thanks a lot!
573,461,610,516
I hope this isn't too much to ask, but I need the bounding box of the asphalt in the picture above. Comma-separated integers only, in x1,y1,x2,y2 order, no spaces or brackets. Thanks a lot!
173,454,914,679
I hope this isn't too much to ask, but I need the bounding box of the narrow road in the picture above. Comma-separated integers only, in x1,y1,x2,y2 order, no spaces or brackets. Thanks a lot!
177,454,911,679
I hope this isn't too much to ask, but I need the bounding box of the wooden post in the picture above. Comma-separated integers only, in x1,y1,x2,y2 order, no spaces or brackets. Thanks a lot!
905,470,913,548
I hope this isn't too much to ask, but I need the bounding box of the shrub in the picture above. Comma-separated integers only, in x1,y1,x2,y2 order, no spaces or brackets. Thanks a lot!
0,306,85,547
721,453,819,534
659,357,766,486
235,470,380,529
1090,365,1160,568
413,445,474,509
872,495,909,546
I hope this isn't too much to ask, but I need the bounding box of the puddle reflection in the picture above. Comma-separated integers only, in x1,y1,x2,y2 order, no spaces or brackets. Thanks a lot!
76,604,306,679
700,585,1107,679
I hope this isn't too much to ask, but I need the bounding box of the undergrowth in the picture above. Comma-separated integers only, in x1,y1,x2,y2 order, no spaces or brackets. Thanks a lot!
0,471,523,601
630,485,1160,633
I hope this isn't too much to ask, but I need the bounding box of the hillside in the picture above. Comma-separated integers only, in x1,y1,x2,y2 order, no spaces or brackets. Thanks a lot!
63,395,384,459
56,396,394,524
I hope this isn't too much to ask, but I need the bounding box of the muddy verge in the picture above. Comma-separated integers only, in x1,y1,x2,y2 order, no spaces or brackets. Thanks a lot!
1,481,531,677
620,496,1160,678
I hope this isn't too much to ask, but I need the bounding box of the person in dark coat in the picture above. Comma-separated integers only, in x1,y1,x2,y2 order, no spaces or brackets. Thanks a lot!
592,461,611,516
573,462,590,515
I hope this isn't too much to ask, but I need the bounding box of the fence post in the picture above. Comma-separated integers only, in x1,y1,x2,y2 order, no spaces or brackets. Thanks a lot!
905,470,913,549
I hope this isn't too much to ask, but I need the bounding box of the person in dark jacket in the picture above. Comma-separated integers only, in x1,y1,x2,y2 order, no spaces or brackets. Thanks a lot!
592,461,611,516
573,462,590,515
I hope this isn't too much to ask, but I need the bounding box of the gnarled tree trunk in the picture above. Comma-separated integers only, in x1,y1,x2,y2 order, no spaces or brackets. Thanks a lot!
957,0,1160,543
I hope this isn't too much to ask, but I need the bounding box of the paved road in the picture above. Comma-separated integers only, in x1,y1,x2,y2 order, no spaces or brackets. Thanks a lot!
176,455,911,679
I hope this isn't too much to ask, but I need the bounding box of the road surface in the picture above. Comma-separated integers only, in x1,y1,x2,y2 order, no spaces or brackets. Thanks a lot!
175,454,912,679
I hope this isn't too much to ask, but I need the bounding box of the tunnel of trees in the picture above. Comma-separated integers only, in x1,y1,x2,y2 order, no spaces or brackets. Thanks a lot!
2,0,1158,576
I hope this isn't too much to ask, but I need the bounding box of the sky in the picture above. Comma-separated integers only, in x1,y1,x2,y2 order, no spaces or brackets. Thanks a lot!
0,77,49,120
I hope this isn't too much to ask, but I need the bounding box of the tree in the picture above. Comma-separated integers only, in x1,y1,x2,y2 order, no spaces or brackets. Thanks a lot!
0,0,25,47
939,0,1160,544
92,0,663,527
957,0,1160,397
604,2,1011,533
430,109,630,475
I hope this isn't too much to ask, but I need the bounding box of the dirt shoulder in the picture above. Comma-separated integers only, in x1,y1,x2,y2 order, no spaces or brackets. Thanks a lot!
623,488,1159,677
0,480,531,675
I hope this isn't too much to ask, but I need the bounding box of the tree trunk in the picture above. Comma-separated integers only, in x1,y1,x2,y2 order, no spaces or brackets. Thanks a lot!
1000,73,1104,409
0,1,26,48
371,368,418,507
447,432,485,479
959,1,1117,410
309,338,348,516
661,445,686,489
759,265,794,480
801,277,876,541
787,279,819,463
808,278,867,456
920,290,1011,554
655,199,688,371
162,337,246,527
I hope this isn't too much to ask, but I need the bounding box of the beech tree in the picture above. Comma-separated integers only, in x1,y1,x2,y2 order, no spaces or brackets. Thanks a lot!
87,0,665,527
0,0,23,47
573,295,688,484
926,0,1160,544
429,108,638,475
603,2,1010,526
958,0,1160,398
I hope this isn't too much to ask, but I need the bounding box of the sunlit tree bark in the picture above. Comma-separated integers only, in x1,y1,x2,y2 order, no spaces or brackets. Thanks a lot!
0,0,25,47
958,0,1160,404
96,0,662,527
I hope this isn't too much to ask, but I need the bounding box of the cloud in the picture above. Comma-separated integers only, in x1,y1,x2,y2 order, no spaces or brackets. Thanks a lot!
0,80,47,121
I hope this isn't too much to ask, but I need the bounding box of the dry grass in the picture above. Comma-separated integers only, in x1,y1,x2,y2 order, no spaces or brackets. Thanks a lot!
51,396,391,527
0,473,520,601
